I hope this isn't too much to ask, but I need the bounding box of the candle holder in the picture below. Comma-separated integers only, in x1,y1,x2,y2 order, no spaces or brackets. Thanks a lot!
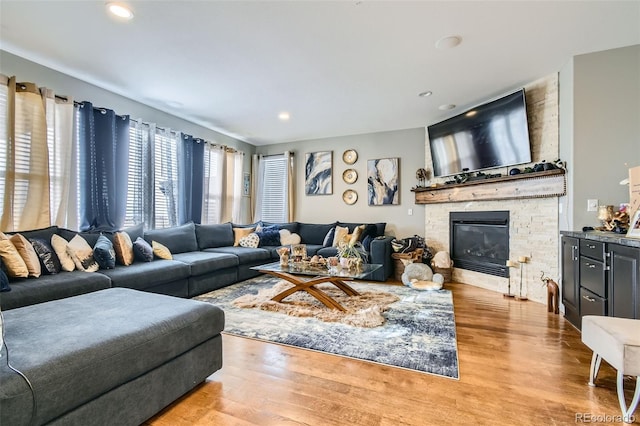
504,260,517,298
515,256,528,301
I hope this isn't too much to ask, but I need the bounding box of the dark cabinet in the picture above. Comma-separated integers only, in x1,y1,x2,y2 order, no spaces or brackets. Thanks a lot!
608,243,640,319
560,233,640,330
561,236,580,328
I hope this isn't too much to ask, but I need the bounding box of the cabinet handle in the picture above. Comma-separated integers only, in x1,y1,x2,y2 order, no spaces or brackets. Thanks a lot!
587,244,596,249
582,295,596,302
572,245,578,261
585,263,596,268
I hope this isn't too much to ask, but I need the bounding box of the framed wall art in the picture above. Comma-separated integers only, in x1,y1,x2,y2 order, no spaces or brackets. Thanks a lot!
367,158,399,205
305,151,332,195
242,172,250,197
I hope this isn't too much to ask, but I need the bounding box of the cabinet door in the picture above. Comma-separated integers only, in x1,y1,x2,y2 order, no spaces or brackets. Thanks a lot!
608,244,640,319
561,236,580,327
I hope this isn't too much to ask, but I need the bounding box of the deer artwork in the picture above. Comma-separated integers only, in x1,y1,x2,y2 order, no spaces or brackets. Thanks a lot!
540,271,560,314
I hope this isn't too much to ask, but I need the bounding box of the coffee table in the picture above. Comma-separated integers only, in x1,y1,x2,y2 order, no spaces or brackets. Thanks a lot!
251,261,382,311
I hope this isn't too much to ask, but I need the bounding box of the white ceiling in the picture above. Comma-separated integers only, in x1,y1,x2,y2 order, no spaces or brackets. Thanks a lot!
1,1,639,146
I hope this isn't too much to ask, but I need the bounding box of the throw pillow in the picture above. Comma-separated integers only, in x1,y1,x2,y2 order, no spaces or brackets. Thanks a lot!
30,238,61,274
10,233,42,278
152,241,172,260
113,231,134,266
279,229,301,245
51,234,76,272
0,239,28,278
349,224,367,246
255,229,281,247
0,269,10,292
233,227,255,246
239,233,260,248
332,225,349,247
133,237,154,262
93,235,116,269
323,227,335,247
66,234,100,272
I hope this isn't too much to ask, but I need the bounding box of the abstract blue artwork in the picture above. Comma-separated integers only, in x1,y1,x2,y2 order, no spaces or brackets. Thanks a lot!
305,151,332,195
368,158,399,205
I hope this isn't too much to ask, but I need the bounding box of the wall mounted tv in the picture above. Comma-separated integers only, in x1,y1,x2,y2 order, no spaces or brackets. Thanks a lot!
427,89,532,178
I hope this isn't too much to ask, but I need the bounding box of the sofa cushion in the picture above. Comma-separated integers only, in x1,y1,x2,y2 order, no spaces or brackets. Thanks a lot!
205,246,271,264
0,288,224,425
279,229,301,245
0,238,28,278
262,221,299,234
298,222,337,245
0,271,112,310
51,234,76,272
66,234,100,272
232,227,255,246
239,233,260,248
133,237,154,262
30,238,61,275
98,260,190,291
256,229,281,247
0,269,10,292
172,251,238,276
11,226,59,243
338,221,386,237
113,231,134,266
195,223,234,249
152,241,173,260
93,235,116,269
9,234,41,278
144,222,198,254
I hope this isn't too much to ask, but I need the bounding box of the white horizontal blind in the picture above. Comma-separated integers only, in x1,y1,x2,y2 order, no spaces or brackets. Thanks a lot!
259,155,287,223
202,144,223,224
125,122,146,228
154,129,179,228
0,82,7,224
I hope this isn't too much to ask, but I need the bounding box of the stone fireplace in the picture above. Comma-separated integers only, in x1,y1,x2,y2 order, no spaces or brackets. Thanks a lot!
450,211,510,278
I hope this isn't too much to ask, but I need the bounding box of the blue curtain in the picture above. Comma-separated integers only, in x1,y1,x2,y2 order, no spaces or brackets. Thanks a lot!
77,102,130,231
178,134,204,224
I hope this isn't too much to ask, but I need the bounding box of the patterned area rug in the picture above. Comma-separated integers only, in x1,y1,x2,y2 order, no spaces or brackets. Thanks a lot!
195,276,459,379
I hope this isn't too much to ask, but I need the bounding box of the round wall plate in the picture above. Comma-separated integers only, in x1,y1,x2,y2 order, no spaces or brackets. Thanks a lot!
342,168,358,184
342,149,358,165
343,189,358,205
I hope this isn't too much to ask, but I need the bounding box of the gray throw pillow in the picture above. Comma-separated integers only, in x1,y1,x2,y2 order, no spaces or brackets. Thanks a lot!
93,235,116,269
133,237,154,262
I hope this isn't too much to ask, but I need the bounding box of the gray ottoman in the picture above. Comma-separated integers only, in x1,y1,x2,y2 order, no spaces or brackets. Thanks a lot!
0,288,224,426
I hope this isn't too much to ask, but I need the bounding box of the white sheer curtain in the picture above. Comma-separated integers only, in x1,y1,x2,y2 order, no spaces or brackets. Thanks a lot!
202,143,225,224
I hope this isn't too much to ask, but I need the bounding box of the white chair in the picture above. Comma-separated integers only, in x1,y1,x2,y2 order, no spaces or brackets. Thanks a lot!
581,316,640,423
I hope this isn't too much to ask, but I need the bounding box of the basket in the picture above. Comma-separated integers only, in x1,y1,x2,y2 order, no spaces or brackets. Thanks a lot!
391,249,423,282
433,266,452,283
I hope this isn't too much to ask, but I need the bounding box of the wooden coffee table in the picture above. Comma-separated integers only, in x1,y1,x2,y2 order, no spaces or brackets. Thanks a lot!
251,261,382,311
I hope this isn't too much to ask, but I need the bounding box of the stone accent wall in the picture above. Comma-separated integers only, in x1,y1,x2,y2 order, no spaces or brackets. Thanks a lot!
424,74,559,304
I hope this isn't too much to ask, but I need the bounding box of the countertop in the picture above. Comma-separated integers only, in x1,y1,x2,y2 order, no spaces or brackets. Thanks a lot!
560,230,640,249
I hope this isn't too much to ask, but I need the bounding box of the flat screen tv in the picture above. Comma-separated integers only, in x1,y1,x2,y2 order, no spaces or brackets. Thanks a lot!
427,89,532,178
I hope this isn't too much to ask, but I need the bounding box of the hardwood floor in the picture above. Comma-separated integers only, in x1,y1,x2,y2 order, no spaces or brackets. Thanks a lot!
146,282,637,425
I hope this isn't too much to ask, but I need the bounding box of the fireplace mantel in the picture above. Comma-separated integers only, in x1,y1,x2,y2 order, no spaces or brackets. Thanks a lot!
412,169,565,204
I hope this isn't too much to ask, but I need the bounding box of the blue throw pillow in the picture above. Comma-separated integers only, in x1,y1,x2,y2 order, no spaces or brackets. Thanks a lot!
93,235,116,269
0,269,10,292
323,227,335,247
30,238,62,274
256,230,281,247
362,235,373,251
133,237,154,262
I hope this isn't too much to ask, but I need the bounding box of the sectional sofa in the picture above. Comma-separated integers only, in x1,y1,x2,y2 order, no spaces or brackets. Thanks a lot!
0,219,392,425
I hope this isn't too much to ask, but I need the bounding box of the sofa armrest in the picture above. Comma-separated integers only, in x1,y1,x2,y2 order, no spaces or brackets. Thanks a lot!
368,236,394,281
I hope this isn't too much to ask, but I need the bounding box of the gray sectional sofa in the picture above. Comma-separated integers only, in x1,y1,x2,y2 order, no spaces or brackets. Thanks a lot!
0,219,393,425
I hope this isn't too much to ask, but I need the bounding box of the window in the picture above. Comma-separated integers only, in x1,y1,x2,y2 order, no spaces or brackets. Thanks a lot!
257,154,289,223
202,143,224,224
153,129,179,228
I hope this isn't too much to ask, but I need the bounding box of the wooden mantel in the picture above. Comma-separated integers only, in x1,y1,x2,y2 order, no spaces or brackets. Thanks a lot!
412,169,566,204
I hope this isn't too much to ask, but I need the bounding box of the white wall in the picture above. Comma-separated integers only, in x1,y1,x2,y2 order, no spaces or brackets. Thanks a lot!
256,128,426,238
570,44,640,228
0,50,255,223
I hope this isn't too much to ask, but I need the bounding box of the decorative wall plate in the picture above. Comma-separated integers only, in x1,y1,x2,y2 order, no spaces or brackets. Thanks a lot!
342,168,358,184
342,189,358,205
342,149,358,165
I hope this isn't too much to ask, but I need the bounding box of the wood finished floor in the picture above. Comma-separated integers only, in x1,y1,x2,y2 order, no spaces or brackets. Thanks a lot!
145,282,637,425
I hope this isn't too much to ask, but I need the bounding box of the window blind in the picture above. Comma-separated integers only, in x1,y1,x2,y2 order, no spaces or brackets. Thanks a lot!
259,155,288,223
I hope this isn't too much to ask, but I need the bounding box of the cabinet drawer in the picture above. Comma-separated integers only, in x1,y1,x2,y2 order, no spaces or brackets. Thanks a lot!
580,257,606,297
580,287,607,317
580,240,605,261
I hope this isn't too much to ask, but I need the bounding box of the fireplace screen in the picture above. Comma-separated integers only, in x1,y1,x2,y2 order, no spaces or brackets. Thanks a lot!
449,211,509,277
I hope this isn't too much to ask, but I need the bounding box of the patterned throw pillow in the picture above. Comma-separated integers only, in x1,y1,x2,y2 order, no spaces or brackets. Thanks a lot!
30,238,61,274
152,241,172,260
239,233,260,248
113,231,134,266
133,237,154,262
9,233,41,278
51,234,76,272
0,233,28,278
66,234,100,272
93,235,116,269
255,230,281,247
332,225,349,247
233,227,255,246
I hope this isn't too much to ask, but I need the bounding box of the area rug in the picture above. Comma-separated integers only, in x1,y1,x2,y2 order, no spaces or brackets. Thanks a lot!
195,276,459,379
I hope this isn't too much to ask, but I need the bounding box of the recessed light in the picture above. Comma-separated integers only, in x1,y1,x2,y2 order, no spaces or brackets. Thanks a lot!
439,104,456,111
278,112,290,121
107,2,134,20
435,35,462,50
418,91,433,97
465,110,477,117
